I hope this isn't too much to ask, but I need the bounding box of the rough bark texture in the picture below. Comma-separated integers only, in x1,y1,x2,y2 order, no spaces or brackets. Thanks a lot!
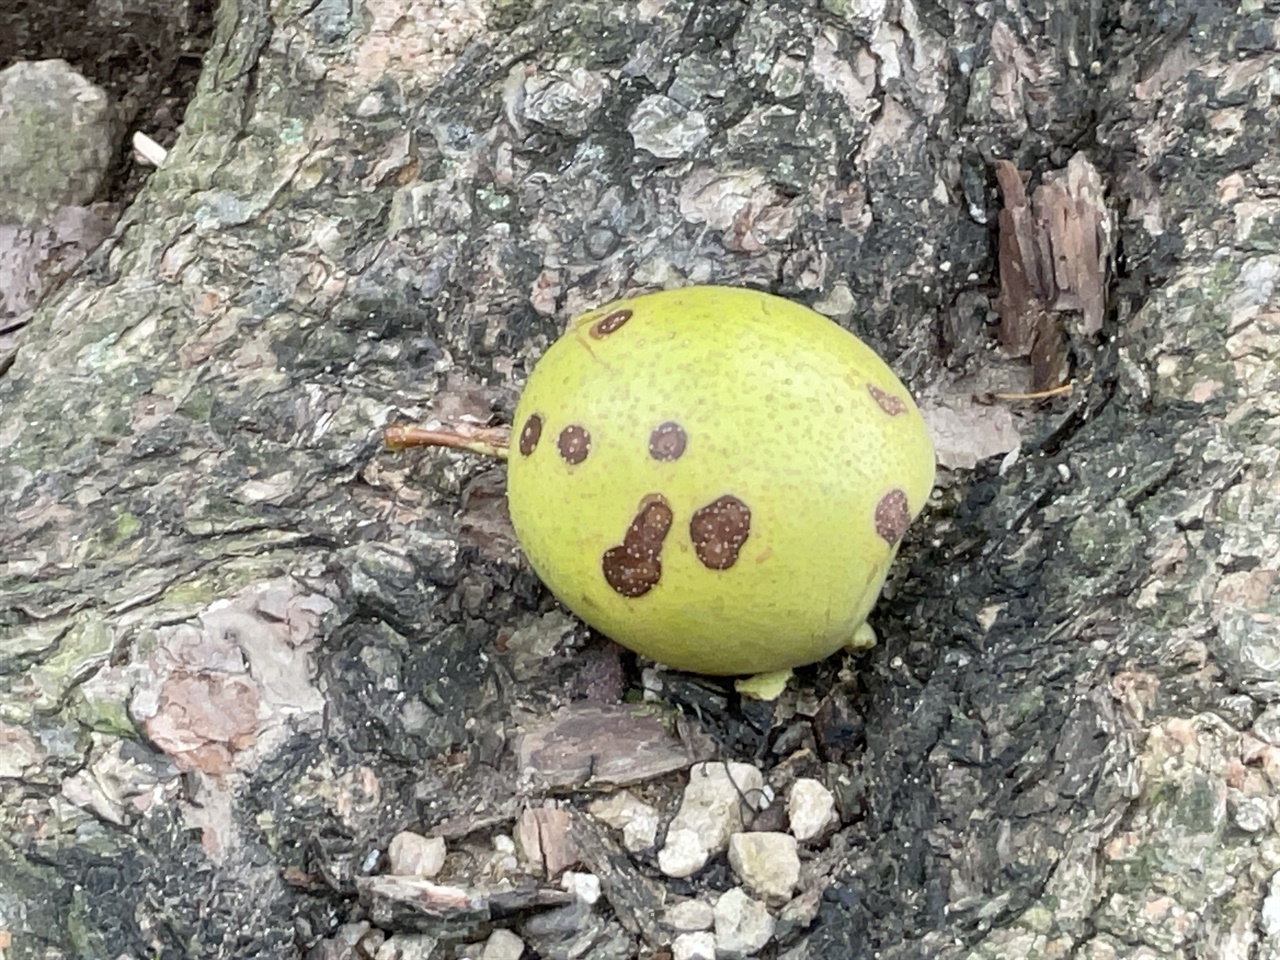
2,0,1280,958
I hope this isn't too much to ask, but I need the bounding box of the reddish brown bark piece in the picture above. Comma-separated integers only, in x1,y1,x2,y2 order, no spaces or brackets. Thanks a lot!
143,672,261,775
689,494,752,570
517,807,579,878
994,153,1112,391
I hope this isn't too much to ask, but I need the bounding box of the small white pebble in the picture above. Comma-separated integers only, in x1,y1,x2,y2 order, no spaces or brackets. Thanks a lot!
1233,796,1269,833
658,762,765,879
714,887,775,956
1057,463,1071,482
672,931,717,960
658,828,708,879
481,928,526,960
493,834,516,855
728,832,800,903
787,778,837,842
561,870,602,904
387,832,447,879
998,446,1021,476
588,791,660,852
665,899,716,932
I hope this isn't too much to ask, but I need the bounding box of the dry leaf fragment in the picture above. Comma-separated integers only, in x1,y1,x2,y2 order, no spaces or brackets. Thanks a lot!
919,401,1022,470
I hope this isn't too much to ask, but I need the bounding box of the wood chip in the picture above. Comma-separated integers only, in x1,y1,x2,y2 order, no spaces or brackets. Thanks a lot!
517,807,579,878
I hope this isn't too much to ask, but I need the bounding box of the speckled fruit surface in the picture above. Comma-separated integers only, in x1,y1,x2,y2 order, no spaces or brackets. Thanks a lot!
506,286,936,675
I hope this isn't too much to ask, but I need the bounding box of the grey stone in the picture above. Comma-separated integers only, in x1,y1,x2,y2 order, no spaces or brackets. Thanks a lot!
523,69,607,137
627,95,709,159
0,60,118,223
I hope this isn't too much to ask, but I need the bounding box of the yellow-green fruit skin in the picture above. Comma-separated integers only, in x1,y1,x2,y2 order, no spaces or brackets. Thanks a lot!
506,286,935,676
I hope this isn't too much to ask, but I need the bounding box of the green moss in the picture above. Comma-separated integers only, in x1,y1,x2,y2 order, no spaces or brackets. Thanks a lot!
27,613,115,710
98,404,132,439
68,692,138,737
109,511,142,545
489,0,543,33
1004,686,1046,728
162,579,218,607
177,386,215,422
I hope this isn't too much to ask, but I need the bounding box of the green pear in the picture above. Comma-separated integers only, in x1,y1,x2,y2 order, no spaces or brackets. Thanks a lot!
506,286,935,676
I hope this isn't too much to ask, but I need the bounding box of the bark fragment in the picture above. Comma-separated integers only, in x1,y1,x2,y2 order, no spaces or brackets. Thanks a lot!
995,153,1113,390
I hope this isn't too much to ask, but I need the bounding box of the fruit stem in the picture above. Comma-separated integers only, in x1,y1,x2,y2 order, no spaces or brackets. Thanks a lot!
383,423,511,461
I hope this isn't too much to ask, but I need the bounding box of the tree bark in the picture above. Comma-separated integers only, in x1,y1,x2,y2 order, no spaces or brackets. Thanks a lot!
3,0,1279,958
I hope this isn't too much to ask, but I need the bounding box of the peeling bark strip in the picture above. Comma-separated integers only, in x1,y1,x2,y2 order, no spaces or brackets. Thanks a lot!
994,153,1113,391
602,495,674,597
689,495,751,570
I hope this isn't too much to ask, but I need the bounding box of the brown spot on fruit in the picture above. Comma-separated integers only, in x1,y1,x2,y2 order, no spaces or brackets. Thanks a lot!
518,414,543,456
868,384,908,416
875,489,911,543
689,495,751,570
602,495,674,598
557,424,591,464
589,308,633,339
648,421,688,461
